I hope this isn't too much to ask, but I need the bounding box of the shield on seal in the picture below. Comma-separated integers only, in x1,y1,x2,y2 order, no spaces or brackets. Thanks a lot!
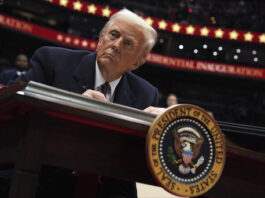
182,151,193,165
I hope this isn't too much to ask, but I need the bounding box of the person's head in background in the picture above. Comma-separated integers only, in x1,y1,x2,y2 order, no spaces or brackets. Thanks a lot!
96,8,157,82
15,54,28,71
166,93,178,107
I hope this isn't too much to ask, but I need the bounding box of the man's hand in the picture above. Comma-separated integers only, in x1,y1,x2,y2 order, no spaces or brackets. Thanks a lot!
82,89,107,101
144,106,166,115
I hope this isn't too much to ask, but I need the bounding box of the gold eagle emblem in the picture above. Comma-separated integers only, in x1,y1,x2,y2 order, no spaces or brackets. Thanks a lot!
170,127,204,174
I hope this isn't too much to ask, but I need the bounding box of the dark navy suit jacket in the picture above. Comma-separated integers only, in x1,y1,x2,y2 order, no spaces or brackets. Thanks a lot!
18,46,159,110
0,69,18,85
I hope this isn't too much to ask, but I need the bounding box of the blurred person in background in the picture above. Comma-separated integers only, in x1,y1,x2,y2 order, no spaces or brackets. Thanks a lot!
166,93,178,107
0,54,29,85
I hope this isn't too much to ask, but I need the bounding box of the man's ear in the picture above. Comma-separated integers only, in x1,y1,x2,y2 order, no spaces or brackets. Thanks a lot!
136,58,146,67
131,57,146,70
97,35,102,45
133,49,150,68
97,32,104,48
97,33,103,49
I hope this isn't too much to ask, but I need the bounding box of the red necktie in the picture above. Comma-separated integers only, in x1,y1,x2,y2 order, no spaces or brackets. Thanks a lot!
100,82,111,97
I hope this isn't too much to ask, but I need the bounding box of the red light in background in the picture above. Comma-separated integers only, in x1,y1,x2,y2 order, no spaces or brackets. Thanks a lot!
188,8,193,13
19,48,24,54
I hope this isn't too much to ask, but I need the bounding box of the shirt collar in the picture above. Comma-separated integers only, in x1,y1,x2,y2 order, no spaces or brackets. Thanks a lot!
95,61,121,98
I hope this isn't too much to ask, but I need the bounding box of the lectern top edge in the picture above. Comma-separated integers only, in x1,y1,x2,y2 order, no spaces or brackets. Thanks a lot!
0,81,157,131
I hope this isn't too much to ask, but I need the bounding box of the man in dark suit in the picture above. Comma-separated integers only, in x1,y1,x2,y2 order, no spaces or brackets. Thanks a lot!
0,54,29,85
5,8,164,198
19,46,158,109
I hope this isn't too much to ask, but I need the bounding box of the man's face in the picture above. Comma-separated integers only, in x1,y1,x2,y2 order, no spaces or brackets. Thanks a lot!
96,19,146,80
15,55,28,70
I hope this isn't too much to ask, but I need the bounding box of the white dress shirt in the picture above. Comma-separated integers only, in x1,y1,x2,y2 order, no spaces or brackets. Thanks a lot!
94,61,121,102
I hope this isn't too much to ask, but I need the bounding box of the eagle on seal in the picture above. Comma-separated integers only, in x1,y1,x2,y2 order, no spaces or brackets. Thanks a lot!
172,127,204,174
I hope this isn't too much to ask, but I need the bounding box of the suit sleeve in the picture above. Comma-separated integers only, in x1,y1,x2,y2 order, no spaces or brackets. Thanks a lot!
151,87,159,107
16,47,54,85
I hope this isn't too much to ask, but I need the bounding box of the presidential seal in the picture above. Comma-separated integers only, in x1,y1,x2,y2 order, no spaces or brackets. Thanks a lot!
146,104,225,197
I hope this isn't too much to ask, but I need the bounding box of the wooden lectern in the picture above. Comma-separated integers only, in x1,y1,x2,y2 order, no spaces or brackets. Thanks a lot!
0,82,264,198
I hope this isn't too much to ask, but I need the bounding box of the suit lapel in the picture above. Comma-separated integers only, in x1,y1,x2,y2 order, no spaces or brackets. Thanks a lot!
114,73,137,108
70,52,97,94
